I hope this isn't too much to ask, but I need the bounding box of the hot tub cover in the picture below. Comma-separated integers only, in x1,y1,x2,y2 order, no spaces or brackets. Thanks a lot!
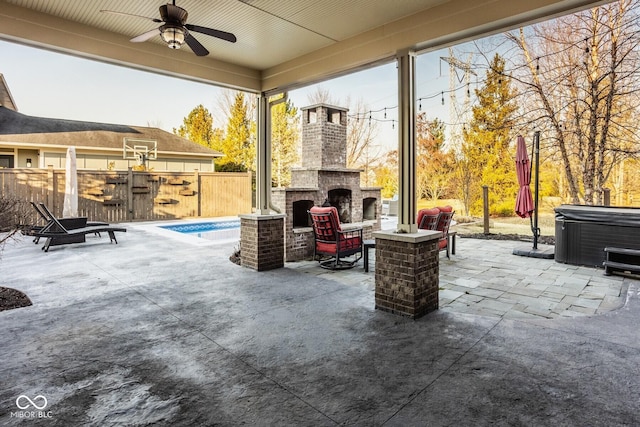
555,204,640,227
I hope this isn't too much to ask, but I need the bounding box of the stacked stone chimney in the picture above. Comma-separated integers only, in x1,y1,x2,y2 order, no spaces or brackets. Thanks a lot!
300,104,348,169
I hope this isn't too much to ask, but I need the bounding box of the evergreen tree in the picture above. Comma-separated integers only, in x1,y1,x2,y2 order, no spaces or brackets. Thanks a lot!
461,53,518,215
173,104,222,149
219,92,254,172
271,98,299,187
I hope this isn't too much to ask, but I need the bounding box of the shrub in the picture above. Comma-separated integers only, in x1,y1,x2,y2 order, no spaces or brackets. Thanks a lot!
453,215,476,224
0,196,30,253
491,200,516,217
0,196,29,232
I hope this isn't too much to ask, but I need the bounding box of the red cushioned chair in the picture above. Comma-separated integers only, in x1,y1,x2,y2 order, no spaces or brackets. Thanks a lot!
435,206,455,258
417,207,440,231
308,206,363,270
417,205,455,258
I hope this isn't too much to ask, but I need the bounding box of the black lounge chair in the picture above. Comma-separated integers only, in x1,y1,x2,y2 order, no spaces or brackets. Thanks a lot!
27,202,108,244
34,203,126,252
23,202,83,243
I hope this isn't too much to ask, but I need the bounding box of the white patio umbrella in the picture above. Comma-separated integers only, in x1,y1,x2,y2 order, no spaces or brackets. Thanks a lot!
63,147,78,218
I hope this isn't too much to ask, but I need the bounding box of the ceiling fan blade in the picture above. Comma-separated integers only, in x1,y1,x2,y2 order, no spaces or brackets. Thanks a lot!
185,24,236,43
100,9,162,23
184,33,209,57
130,28,161,43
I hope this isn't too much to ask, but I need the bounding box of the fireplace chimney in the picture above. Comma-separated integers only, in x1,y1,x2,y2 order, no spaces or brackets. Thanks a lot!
301,104,348,169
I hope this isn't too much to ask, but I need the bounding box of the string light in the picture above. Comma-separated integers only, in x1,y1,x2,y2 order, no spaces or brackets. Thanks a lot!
342,14,639,133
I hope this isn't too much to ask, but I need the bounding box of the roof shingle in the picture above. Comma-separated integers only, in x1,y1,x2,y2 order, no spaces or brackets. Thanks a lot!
0,106,222,157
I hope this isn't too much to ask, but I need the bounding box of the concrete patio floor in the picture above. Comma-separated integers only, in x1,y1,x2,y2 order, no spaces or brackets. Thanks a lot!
1,222,639,426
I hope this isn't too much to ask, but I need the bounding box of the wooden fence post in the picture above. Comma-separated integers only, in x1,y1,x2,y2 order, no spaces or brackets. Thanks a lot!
127,167,134,221
195,170,201,217
483,185,490,235
47,166,55,213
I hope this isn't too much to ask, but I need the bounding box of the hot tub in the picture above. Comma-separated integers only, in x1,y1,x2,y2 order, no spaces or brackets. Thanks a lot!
555,204,640,267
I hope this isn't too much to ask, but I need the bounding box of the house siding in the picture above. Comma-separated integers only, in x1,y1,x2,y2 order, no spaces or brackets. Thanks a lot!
38,150,214,172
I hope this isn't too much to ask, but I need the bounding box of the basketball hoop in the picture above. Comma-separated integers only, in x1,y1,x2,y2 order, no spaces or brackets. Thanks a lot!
123,138,157,169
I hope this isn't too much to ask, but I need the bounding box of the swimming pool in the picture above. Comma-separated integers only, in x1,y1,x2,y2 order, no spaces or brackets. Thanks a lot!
159,220,240,241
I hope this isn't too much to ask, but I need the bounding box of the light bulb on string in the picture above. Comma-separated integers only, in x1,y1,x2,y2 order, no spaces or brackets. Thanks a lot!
331,18,636,126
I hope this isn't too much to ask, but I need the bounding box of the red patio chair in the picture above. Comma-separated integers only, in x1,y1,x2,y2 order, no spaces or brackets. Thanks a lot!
418,206,455,258
308,206,363,270
417,207,440,230
435,205,455,258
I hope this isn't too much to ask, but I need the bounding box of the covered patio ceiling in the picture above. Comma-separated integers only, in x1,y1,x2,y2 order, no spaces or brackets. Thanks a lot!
0,0,609,94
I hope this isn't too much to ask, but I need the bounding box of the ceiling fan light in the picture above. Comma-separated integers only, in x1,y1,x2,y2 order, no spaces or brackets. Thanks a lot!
161,26,185,49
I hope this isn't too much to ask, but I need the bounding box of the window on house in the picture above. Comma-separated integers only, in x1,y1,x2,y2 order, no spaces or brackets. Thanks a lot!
0,155,14,168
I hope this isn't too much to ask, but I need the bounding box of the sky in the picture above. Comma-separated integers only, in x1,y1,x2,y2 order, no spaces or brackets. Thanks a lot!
0,39,458,152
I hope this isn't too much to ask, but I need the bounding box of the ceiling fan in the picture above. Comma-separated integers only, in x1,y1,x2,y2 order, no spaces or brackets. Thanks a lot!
101,1,237,56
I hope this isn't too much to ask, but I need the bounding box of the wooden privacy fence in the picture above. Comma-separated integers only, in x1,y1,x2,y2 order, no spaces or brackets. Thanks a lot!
0,167,252,223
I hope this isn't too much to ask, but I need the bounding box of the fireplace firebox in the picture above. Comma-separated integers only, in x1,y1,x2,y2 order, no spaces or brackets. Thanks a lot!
328,189,352,223
293,200,314,228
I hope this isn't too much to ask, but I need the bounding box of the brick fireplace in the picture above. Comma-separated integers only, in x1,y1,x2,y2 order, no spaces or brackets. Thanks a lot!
272,104,382,262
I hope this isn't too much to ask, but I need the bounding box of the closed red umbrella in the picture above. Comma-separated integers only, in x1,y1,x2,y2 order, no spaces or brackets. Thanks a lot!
515,135,534,218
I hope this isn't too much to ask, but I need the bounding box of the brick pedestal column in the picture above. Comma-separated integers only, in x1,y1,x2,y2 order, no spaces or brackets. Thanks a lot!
239,214,285,271
373,230,441,319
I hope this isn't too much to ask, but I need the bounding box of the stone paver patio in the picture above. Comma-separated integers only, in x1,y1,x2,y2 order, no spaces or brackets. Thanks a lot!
291,237,628,320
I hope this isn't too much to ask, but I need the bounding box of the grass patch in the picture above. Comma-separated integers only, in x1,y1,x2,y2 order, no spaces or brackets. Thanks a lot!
452,213,555,237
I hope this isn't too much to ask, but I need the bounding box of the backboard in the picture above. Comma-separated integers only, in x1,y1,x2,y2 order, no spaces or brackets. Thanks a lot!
123,138,157,164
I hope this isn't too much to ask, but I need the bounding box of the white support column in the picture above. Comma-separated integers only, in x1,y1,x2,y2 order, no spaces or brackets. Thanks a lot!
396,50,417,233
241,93,285,271
256,93,271,215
